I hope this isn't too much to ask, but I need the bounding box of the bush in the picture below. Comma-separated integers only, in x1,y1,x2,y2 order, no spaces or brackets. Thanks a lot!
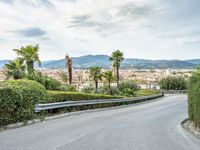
118,81,140,97
48,91,122,103
81,81,140,97
0,80,49,126
159,76,187,90
27,71,62,90
95,86,120,95
58,85,76,92
188,70,200,127
81,86,96,93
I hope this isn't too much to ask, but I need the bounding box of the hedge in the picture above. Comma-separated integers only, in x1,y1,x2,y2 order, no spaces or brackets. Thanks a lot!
188,71,200,128
47,91,122,103
0,80,49,126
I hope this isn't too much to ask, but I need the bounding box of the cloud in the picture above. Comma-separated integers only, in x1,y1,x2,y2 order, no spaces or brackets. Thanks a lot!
67,14,114,32
58,0,77,2
68,15,93,28
66,2,159,34
24,0,54,9
40,0,54,8
1,0,54,9
183,39,200,45
0,0,14,4
159,30,200,39
0,38,5,41
117,2,154,19
14,27,46,37
40,36,50,41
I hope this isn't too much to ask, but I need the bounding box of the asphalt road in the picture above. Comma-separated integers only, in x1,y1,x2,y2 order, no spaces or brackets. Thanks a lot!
1,95,200,150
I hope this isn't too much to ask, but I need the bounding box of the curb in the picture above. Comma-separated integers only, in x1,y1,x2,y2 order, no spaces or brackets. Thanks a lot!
181,118,200,140
0,95,164,132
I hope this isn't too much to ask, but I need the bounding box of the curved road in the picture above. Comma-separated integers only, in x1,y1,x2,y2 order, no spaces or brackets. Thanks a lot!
1,95,200,150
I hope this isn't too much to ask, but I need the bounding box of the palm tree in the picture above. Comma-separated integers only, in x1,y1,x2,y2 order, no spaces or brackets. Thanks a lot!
13,44,41,75
65,54,73,85
4,59,25,80
109,50,124,87
103,70,114,94
89,66,102,90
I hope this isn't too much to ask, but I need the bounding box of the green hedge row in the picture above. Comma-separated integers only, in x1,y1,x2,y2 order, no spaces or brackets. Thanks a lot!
47,91,122,103
0,80,49,126
188,71,200,128
0,80,121,126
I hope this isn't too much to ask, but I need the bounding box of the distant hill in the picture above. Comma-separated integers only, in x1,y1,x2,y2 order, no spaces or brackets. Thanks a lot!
41,55,111,69
185,59,200,65
1,55,200,69
0,60,9,68
40,55,198,69
123,59,196,69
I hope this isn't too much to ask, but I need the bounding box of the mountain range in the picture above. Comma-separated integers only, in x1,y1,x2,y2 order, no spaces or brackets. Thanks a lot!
1,55,200,69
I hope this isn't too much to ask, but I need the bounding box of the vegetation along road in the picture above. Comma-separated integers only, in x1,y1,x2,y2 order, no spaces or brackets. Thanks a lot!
0,95,200,150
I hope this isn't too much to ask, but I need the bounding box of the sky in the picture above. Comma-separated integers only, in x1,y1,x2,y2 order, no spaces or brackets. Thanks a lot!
0,0,200,61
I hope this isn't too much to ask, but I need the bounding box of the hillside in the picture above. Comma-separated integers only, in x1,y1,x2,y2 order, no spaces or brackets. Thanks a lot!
40,55,198,69
1,55,200,69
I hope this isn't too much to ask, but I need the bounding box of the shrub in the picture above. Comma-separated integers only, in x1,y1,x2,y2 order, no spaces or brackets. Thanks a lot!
58,85,77,92
95,86,120,95
159,76,187,90
188,70,200,127
81,81,141,97
118,81,140,97
0,80,49,126
27,71,62,90
118,80,140,91
48,91,121,103
95,86,111,95
81,86,96,93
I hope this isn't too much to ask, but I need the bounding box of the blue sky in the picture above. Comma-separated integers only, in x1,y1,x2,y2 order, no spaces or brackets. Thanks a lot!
0,0,200,60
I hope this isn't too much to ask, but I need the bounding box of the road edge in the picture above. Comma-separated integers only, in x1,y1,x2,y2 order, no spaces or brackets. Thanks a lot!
181,118,200,140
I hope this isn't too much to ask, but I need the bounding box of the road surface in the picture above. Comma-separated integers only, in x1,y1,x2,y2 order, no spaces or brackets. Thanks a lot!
1,95,200,150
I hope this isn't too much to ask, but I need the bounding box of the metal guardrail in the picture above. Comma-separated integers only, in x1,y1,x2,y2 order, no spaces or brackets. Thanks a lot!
35,93,164,112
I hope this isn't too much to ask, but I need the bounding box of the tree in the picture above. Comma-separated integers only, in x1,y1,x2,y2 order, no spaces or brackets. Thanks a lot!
13,44,41,75
4,59,25,80
103,70,114,94
109,50,124,87
89,66,102,90
159,76,187,90
65,54,73,85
